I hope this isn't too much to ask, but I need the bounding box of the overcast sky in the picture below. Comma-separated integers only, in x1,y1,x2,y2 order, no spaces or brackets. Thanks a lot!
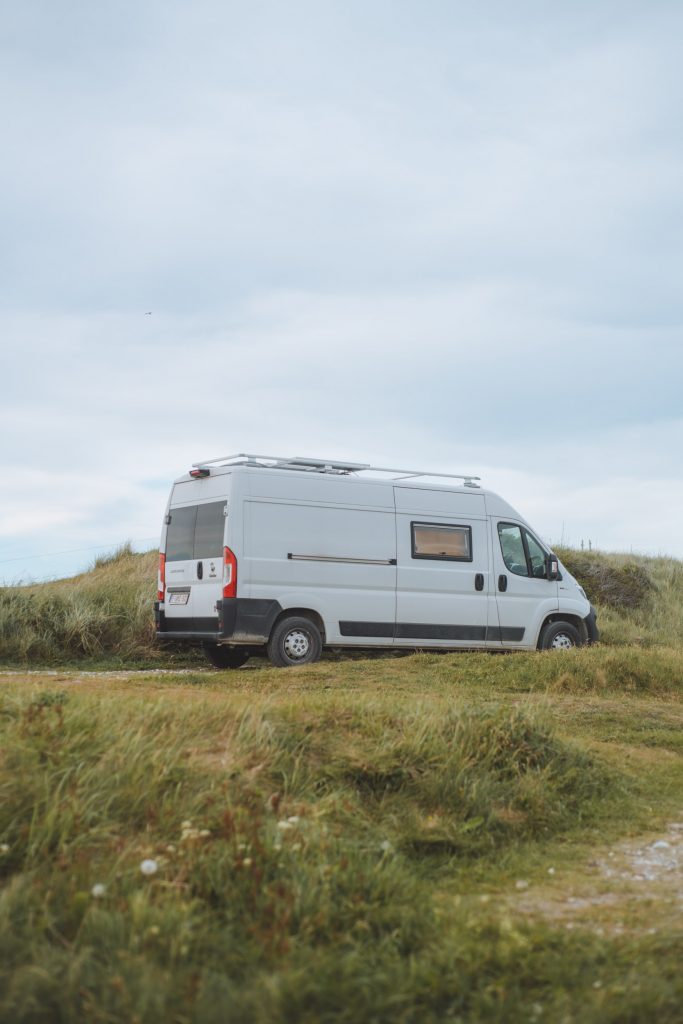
1,0,682,582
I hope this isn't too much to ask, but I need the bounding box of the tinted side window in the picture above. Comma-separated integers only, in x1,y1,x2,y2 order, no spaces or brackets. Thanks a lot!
166,506,197,562
498,523,528,577
412,523,472,561
194,501,226,557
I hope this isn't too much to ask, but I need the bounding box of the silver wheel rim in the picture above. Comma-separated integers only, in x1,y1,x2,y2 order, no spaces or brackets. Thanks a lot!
284,629,311,660
551,632,574,650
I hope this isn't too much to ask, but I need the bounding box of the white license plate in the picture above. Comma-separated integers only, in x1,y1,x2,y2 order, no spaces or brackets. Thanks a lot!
168,592,190,605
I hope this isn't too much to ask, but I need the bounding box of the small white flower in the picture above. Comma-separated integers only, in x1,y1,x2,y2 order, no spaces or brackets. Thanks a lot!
91,883,106,898
140,859,158,876
379,840,393,853
515,879,529,890
277,820,294,831
181,820,192,829
0,844,9,855
242,857,253,867
547,867,556,876
199,829,211,838
287,816,300,825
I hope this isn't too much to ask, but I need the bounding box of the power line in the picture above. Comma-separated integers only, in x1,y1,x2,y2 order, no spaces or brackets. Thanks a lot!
0,537,159,565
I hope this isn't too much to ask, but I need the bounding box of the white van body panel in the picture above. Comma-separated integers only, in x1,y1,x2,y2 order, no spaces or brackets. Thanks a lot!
245,496,397,644
156,461,595,653
393,486,494,648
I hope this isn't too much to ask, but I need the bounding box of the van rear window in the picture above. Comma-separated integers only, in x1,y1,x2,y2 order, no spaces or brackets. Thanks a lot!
194,502,226,558
166,502,225,562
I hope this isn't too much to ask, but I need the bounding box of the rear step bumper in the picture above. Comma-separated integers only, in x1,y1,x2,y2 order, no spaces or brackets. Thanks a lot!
155,598,282,644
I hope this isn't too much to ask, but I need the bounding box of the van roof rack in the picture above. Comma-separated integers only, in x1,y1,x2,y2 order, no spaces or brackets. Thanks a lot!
192,453,481,487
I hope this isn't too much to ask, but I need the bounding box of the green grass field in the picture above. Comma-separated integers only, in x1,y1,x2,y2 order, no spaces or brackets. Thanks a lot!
1,549,683,1022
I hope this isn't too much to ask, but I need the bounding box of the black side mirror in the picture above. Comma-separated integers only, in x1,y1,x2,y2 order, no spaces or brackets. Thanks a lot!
546,554,559,582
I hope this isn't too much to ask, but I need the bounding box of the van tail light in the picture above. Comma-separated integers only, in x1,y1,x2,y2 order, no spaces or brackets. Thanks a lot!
157,552,166,602
223,546,237,598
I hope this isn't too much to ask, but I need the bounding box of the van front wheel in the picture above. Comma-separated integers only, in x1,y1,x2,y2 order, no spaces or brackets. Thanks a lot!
267,616,323,668
538,621,581,651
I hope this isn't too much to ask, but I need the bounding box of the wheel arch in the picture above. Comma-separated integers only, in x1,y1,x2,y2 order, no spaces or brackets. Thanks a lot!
272,607,327,643
536,613,588,649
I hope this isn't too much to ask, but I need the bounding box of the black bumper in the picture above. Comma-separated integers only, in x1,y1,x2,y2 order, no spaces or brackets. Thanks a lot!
584,605,600,644
155,598,282,644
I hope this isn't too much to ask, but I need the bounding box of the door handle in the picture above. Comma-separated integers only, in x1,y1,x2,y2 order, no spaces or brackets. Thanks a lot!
498,574,507,592
197,561,203,580
475,573,484,591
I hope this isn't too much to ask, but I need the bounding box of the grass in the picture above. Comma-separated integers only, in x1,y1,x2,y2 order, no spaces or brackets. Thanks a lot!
556,547,683,648
0,550,163,666
2,547,683,1020
1,652,683,1022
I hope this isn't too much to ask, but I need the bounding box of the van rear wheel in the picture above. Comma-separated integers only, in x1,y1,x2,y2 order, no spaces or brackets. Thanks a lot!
267,616,323,668
202,643,249,669
538,621,581,651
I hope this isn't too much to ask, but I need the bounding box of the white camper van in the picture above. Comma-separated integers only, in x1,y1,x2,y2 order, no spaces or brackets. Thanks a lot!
155,454,598,668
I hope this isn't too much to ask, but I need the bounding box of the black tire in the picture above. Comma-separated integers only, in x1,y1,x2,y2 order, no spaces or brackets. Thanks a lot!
267,616,323,668
202,643,250,669
538,621,581,651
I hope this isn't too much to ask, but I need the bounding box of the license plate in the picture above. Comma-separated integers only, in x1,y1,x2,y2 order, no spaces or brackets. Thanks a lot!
169,592,189,605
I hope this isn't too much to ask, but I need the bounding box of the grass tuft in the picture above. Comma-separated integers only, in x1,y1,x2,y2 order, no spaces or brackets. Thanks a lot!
557,548,656,611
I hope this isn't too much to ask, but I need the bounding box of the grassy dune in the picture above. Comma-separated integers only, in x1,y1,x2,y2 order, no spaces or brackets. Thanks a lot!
0,544,682,665
0,546,160,666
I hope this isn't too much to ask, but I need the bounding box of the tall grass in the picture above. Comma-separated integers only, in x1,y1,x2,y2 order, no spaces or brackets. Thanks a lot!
0,546,682,665
0,683,623,1023
557,547,683,647
0,551,159,664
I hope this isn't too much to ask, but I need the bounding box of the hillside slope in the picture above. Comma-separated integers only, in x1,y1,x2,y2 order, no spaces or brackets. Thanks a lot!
0,545,681,665
1,649,683,1022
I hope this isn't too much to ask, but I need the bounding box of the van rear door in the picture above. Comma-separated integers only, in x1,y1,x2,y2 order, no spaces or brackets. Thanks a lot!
164,499,227,633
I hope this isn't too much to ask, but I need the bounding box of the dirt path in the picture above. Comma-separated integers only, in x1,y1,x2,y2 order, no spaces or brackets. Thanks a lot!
512,821,683,936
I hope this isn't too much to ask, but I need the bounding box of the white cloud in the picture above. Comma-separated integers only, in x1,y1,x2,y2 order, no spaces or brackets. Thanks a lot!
1,1,682,579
